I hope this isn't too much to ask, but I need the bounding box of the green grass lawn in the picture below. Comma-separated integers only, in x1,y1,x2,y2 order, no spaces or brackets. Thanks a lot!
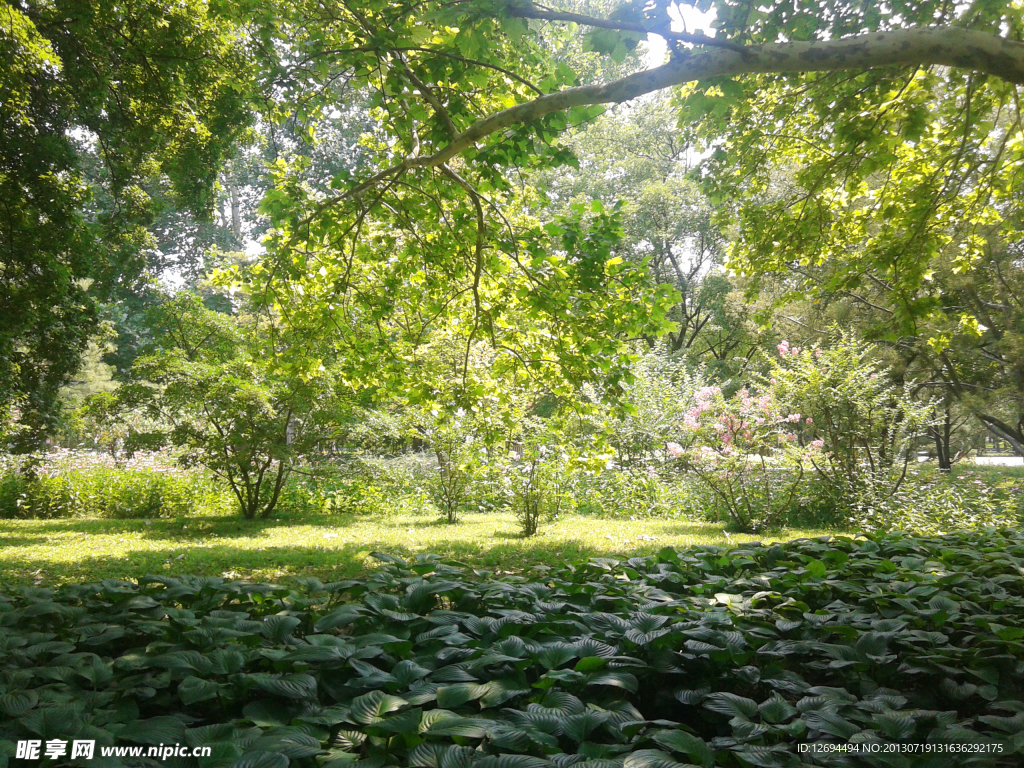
0,509,833,586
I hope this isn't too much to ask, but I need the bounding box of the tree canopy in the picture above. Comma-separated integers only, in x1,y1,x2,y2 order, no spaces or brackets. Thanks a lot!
235,1,1024,409
0,0,252,445
8,0,1024,451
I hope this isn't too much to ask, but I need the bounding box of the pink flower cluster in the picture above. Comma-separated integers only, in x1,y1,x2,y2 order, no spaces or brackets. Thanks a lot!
682,385,722,431
777,340,802,357
664,372,835,466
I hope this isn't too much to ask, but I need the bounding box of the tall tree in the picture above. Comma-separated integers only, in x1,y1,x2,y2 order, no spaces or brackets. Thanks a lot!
0,0,252,446
538,95,770,379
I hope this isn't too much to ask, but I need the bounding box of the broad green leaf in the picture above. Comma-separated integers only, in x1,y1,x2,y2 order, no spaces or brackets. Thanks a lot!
652,730,714,768
349,690,408,724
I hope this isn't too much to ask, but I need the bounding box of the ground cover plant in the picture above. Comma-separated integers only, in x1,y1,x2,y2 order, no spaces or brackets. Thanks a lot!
1,528,1024,767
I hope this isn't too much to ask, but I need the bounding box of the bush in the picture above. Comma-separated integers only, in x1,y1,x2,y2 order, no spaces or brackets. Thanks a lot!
768,332,931,512
501,435,574,537
585,346,710,470
573,467,665,518
0,451,232,519
417,410,490,524
246,454,439,518
854,466,1023,533
670,384,824,532
2,530,1024,764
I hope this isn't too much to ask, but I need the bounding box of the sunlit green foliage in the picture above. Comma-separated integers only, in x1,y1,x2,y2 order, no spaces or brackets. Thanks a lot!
94,294,346,519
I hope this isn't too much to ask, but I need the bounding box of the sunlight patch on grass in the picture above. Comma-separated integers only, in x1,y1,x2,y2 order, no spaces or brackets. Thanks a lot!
0,510,832,585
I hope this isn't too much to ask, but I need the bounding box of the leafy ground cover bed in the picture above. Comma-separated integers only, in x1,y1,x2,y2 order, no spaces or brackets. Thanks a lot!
2,529,1024,767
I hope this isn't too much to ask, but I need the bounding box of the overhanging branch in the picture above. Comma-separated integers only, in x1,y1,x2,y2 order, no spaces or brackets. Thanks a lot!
293,26,1024,236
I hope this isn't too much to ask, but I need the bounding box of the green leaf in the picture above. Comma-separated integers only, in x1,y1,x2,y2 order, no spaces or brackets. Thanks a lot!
563,711,611,742
349,690,408,724
0,690,38,717
264,615,302,642
369,708,422,734
248,673,317,700
537,644,577,669
805,559,827,579
574,656,608,672
244,700,295,727
757,695,797,724
587,671,638,692
873,711,917,740
703,692,758,720
436,683,489,709
178,675,222,705
652,730,714,768
315,606,363,631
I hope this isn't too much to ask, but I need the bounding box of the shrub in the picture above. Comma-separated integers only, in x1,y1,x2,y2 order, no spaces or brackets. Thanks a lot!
2,530,1024,763
572,467,664,518
417,410,489,524
587,346,709,470
767,332,931,513
855,466,1022,534
501,424,574,536
671,385,824,532
93,293,346,520
0,451,232,519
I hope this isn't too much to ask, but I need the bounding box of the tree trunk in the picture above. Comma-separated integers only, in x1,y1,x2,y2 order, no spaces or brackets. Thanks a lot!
229,180,242,242
932,400,953,472
976,413,1024,457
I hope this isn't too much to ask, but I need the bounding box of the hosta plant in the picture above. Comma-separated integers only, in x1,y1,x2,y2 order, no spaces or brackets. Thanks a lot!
2,529,1024,767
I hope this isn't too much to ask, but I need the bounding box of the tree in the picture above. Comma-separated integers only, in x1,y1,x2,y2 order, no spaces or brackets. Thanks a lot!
536,95,765,374
242,0,1024,412
97,294,342,519
0,0,252,446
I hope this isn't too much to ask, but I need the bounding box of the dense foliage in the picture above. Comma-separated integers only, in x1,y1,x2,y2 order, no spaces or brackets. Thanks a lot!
93,294,347,519
0,451,232,521
2,530,1024,766
0,0,252,444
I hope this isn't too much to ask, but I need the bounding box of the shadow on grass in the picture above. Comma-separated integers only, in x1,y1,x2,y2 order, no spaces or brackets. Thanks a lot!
0,511,371,543
400,517,465,530
650,522,727,537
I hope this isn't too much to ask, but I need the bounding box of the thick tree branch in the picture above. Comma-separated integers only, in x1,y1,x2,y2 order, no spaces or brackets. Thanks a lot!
425,26,1024,167
506,0,746,53
294,27,1024,236
976,412,1024,456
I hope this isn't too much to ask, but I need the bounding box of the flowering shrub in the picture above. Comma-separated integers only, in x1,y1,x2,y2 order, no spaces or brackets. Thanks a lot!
766,332,932,521
584,347,711,470
671,385,823,532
